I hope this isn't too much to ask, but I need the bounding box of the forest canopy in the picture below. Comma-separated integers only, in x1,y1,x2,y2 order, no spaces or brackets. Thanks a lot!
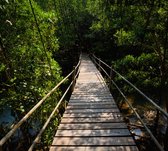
0,0,168,150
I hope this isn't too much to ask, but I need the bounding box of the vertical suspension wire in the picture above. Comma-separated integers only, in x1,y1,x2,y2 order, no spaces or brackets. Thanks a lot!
28,0,53,76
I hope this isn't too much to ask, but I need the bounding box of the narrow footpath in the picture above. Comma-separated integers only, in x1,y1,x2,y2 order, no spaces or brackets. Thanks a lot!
50,54,138,151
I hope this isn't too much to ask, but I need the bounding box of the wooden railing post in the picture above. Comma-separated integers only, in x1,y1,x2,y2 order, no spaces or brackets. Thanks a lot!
71,66,76,92
109,65,113,89
93,56,96,64
0,145,2,151
98,59,101,71
92,54,97,66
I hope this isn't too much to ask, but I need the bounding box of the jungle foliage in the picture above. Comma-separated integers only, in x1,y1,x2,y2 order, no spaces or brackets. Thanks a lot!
0,0,64,149
85,0,168,111
0,0,168,150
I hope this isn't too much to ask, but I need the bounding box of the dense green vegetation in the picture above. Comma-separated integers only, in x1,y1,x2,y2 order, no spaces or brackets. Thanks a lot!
0,0,168,150
86,0,168,111
0,0,64,149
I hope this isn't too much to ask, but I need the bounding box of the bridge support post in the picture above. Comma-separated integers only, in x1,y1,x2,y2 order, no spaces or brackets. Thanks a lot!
98,59,101,71
109,66,113,90
71,66,76,92
93,57,96,65
0,146,2,151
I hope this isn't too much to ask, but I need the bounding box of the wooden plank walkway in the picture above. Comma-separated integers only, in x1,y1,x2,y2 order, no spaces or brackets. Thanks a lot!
50,54,139,151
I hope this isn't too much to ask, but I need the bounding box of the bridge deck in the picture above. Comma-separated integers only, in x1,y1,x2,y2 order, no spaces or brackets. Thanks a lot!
50,54,138,151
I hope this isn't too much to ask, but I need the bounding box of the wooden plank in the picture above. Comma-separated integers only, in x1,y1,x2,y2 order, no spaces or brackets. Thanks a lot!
72,92,111,95
58,123,127,130
70,97,114,100
61,117,123,123
75,81,103,83
68,102,116,106
51,136,136,146
80,65,96,67
70,95,114,100
75,81,107,85
77,79,100,82
69,100,115,104
74,83,108,89
65,108,120,113
80,66,97,69
69,98,114,102
79,70,98,73
50,146,139,151
74,87,109,92
72,91,111,94
70,94,114,101
66,104,118,109
63,112,123,118
74,85,107,88
50,54,138,151
73,89,110,92
72,92,112,96
56,129,131,137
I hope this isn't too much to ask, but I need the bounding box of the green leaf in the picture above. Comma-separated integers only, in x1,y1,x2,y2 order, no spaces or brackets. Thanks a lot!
5,0,9,3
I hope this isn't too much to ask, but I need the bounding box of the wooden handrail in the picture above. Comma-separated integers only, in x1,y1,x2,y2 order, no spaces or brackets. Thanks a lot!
0,58,81,150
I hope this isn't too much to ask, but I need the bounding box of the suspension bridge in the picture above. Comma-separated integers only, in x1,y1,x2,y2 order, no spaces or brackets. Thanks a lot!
0,53,168,151
50,54,138,151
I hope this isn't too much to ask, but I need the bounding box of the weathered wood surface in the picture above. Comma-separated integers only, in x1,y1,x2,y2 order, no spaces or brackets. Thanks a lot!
58,123,127,130
50,54,138,151
52,136,136,146
62,113,123,118
50,146,138,151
